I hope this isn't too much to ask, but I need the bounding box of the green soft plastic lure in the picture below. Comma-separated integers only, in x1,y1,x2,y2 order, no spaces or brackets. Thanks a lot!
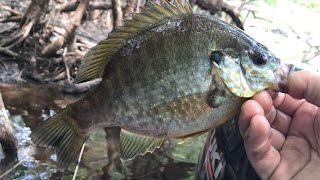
31,0,293,169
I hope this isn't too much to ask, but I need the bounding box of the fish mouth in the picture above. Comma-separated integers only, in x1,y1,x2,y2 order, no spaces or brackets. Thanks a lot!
274,63,295,93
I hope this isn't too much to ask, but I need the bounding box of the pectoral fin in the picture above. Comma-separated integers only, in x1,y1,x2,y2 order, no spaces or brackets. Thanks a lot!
120,129,164,161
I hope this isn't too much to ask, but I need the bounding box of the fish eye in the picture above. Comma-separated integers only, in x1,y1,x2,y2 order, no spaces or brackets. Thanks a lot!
249,50,267,66
210,50,224,65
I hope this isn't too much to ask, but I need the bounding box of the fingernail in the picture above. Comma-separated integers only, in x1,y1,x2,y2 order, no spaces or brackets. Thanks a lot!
253,103,261,114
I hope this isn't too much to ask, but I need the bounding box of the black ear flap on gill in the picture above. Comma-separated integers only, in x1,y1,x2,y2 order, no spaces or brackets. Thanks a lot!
210,50,224,65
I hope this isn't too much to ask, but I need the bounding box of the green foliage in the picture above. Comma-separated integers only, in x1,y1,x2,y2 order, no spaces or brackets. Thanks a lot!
265,0,277,7
110,171,125,180
264,0,320,8
62,167,89,180
290,0,320,8
168,134,207,163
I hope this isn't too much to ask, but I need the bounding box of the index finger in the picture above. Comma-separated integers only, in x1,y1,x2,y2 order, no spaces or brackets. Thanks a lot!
271,92,305,116
288,70,320,107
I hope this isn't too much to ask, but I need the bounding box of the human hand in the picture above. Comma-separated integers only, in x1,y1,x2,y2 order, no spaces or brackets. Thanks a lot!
239,71,320,180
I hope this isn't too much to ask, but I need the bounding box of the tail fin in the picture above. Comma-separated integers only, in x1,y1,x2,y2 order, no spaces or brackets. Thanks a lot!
31,110,89,169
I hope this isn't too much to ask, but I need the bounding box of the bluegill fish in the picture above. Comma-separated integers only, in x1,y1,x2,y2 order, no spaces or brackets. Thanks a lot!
31,0,293,168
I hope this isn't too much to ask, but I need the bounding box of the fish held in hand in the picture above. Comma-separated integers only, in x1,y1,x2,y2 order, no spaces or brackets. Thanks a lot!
31,0,294,169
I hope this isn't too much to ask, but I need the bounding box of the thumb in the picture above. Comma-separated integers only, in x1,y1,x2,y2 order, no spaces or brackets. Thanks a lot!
288,70,320,107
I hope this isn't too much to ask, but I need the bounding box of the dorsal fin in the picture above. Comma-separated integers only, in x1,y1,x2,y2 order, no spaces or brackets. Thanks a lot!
74,0,193,83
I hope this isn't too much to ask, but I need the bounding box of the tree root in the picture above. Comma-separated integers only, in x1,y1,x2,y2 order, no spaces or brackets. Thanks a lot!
124,0,141,19
0,93,18,161
0,4,23,16
112,0,123,27
0,16,22,23
0,47,18,57
0,20,35,48
0,20,34,57
58,1,125,13
0,0,49,56
42,0,90,57
0,4,23,23
77,36,96,48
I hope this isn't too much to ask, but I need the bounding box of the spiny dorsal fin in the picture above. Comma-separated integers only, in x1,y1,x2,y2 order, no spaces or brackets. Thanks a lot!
120,129,164,161
74,0,193,83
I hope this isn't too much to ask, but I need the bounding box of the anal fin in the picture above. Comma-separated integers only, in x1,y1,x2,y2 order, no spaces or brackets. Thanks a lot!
120,129,164,161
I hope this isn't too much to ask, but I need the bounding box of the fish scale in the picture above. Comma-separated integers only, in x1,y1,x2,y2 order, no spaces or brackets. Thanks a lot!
31,0,293,168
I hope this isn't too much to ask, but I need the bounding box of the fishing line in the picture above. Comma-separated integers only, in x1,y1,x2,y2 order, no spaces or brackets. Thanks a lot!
0,159,24,178
72,142,86,180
